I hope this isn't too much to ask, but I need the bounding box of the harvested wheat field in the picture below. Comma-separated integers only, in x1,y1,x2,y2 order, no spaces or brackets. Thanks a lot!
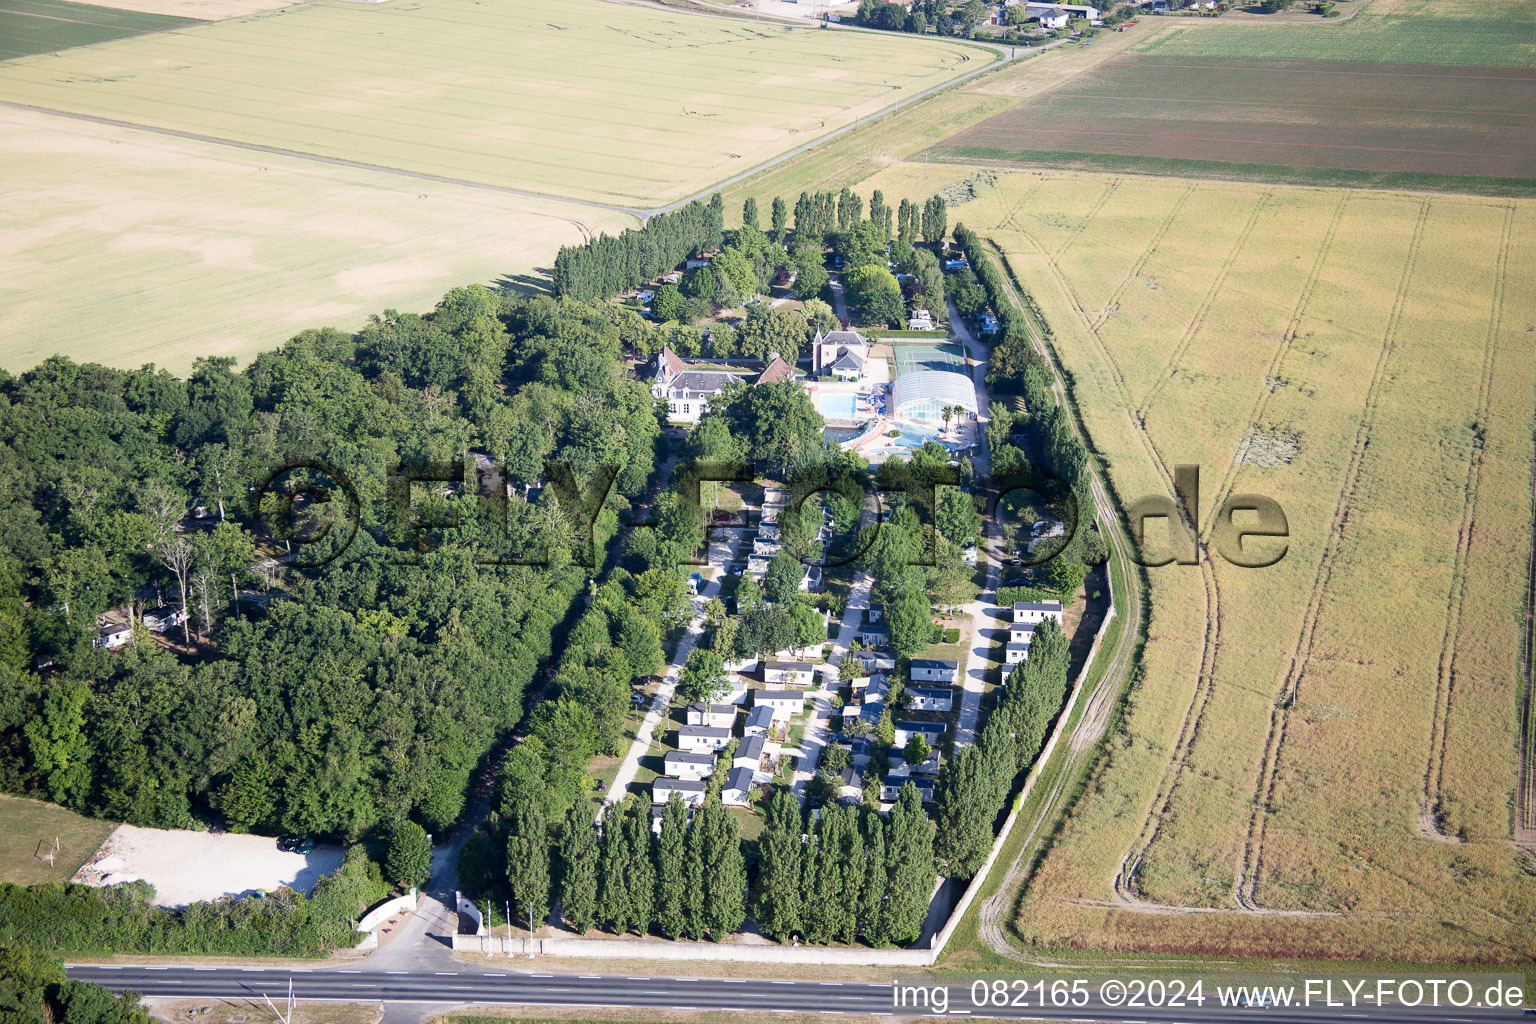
944,170,1536,961
0,0,988,206
0,105,631,374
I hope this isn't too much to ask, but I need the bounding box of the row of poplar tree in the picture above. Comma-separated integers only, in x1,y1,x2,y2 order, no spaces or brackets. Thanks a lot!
552,187,951,306
479,778,937,947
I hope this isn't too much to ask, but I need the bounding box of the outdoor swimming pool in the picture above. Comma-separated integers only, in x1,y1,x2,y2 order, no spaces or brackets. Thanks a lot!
818,393,860,419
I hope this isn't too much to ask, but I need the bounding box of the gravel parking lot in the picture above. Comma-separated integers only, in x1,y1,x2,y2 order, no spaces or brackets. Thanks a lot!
72,824,345,907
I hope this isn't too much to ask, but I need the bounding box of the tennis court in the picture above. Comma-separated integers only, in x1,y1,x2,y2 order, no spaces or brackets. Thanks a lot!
891,340,965,378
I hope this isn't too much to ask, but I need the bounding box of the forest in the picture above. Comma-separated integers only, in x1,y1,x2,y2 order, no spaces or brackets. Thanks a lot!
0,287,667,839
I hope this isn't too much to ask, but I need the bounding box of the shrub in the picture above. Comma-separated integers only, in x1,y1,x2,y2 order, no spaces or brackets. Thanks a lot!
386,822,433,890
942,627,961,644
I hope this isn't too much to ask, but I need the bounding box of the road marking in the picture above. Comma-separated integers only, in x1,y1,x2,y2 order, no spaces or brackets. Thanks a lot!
338,970,361,974
191,968,214,972
433,972,457,976
627,977,650,981
771,980,796,984
483,974,505,978
145,967,166,971
820,981,844,986
239,968,265,973
386,971,407,975
531,973,554,978
579,974,601,979
721,979,748,984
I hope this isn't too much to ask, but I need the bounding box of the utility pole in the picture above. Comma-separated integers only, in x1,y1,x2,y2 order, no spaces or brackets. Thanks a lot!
506,899,512,958
528,900,535,957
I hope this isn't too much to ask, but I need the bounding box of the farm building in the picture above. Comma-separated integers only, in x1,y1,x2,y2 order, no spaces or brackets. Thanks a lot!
910,658,960,684
652,777,707,807
677,725,732,753
906,686,953,713
686,703,737,729
1013,600,1064,626
664,750,717,780
763,660,814,686
891,370,977,422
753,688,804,721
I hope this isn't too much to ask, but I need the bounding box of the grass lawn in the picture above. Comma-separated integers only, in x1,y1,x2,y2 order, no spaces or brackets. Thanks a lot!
726,807,763,844
0,794,115,884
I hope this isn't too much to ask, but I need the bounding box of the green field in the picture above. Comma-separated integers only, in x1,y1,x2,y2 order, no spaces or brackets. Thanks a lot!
0,793,114,885
0,0,199,59
1135,0,1536,66
0,0,990,206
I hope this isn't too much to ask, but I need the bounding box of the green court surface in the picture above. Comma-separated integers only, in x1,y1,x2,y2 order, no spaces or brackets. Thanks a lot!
891,340,965,378
0,0,199,58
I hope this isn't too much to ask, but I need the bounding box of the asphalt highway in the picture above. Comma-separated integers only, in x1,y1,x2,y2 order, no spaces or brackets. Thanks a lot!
67,965,1530,1022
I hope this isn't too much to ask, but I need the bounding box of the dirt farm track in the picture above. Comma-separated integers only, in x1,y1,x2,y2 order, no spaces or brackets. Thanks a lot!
936,56,1536,183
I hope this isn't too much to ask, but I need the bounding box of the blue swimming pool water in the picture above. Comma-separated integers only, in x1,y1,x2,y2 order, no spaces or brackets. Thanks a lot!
888,422,945,452
819,394,860,419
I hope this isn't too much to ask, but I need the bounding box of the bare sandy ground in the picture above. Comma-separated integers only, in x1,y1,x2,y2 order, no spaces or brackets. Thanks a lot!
72,824,345,907
69,0,296,19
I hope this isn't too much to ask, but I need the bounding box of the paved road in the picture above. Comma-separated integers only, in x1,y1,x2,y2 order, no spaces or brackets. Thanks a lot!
68,965,1525,1022
949,297,997,747
602,532,742,814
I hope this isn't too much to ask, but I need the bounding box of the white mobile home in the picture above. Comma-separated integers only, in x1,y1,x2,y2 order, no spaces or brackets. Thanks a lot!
652,777,707,807
905,686,953,713
676,725,732,753
686,703,737,729
664,750,717,780
762,660,814,687
1013,600,1064,627
909,659,960,685
753,688,804,721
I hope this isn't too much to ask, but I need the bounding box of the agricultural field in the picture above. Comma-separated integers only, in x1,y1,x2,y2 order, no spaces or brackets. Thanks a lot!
0,105,631,374
929,55,1536,194
1135,0,1536,68
0,0,198,59
920,169,1536,962
0,0,989,207
0,794,114,885
721,21,1153,220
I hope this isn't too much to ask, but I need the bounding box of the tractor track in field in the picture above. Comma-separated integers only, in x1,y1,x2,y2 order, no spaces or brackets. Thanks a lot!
1052,178,1121,263
1133,189,1270,425
1234,197,1431,911
1421,203,1514,842
1087,181,1196,335
1024,224,1233,915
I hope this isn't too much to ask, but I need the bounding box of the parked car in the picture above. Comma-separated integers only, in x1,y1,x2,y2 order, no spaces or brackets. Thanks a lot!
277,836,314,854
711,510,734,523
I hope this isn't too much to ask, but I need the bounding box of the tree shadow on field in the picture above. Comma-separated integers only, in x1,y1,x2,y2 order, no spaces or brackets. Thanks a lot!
494,268,553,296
